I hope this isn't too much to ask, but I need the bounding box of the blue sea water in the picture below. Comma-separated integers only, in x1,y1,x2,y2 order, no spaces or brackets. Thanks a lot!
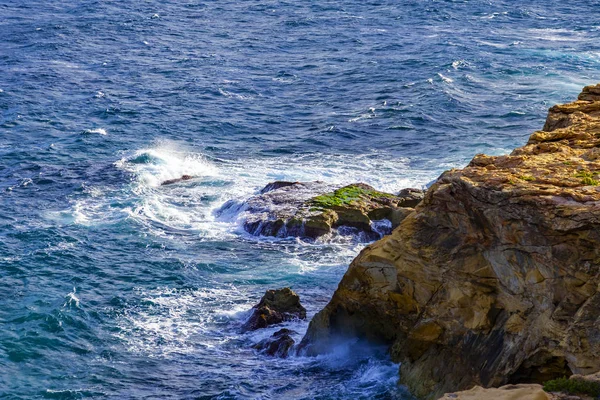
1,1,599,398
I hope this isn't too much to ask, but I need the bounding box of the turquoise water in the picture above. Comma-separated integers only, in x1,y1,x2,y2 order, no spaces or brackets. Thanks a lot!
1,1,599,398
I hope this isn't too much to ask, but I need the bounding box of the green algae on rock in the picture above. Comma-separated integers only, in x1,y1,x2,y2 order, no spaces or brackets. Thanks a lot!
220,181,422,240
311,184,396,209
300,84,600,399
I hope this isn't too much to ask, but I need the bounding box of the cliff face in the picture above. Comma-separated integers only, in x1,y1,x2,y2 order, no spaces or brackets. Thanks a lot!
301,85,600,399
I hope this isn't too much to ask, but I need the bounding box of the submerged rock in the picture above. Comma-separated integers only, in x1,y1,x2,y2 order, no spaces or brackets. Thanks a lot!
161,174,193,185
242,288,306,332
252,328,296,358
259,181,299,194
301,84,600,399
224,181,420,240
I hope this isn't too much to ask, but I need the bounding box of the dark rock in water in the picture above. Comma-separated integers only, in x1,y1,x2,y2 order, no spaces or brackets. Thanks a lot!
230,181,418,240
161,175,193,186
259,181,299,194
252,328,296,358
242,288,306,332
396,188,425,207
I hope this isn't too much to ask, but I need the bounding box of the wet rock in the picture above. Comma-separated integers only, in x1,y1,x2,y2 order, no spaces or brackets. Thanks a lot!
242,288,306,332
252,328,296,358
229,181,418,240
259,181,299,194
161,174,193,186
301,84,600,399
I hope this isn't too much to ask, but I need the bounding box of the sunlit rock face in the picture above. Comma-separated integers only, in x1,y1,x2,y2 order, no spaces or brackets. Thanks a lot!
301,84,600,399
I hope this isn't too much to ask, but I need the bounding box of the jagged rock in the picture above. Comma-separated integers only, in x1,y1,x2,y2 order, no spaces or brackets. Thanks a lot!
220,181,418,240
161,174,193,185
242,288,306,332
571,372,600,385
252,328,296,358
397,188,425,207
301,84,600,399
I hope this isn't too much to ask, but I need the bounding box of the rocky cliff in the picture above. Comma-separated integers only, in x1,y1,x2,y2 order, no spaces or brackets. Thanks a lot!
300,84,600,399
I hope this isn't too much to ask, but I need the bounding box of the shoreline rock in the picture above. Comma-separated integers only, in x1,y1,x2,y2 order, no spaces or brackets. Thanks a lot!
242,288,306,332
300,84,600,399
219,181,422,240
252,328,296,358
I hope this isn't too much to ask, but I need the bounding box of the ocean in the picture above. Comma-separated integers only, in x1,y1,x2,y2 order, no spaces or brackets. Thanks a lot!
1,1,598,398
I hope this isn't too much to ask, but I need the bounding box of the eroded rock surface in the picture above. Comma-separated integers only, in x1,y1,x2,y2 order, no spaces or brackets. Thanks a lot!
301,84,600,399
219,181,420,240
439,384,551,400
242,288,306,332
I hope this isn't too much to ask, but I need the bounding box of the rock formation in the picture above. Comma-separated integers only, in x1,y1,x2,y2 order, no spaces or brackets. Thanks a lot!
242,288,306,332
218,181,420,240
161,174,193,185
439,384,552,400
252,328,297,358
441,373,600,400
301,84,600,399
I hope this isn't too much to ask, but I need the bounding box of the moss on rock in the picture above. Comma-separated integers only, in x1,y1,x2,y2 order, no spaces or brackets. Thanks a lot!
310,184,396,210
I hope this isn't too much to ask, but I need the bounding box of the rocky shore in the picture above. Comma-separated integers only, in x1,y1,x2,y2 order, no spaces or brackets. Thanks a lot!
300,84,600,399
218,181,422,240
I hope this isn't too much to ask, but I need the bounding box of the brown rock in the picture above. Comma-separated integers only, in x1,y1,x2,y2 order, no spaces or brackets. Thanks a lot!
397,188,425,207
301,84,600,399
242,288,306,331
439,384,551,400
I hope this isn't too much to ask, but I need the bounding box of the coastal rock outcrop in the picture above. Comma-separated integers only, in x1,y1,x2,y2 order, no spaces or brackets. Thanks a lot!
301,84,600,399
252,328,296,358
242,288,306,332
219,181,420,240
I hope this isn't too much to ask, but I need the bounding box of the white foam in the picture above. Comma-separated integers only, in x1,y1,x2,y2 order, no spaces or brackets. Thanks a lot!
451,59,469,70
85,128,107,135
116,144,217,188
66,141,442,241
63,288,80,309
527,28,586,42
437,73,454,83
115,286,252,355
217,87,254,100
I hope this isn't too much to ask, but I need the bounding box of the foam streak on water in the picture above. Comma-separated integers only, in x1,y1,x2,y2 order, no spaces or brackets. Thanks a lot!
1,0,599,398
